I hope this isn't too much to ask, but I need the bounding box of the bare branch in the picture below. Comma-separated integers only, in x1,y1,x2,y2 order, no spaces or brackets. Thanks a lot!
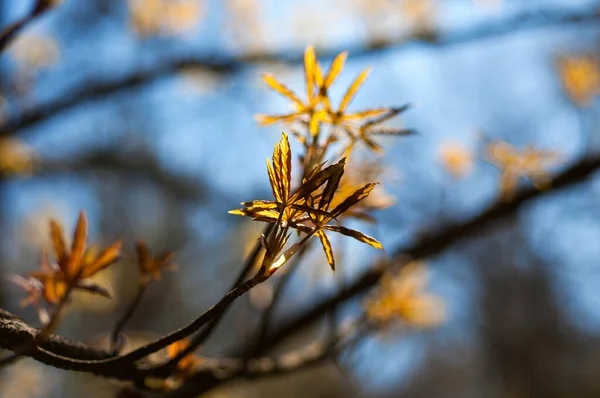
163,316,368,398
0,148,207,202
109,282,148,354
0,154,598,390
1,8,597,134
0,309,114,362
0,0,57,52
238,155,600,359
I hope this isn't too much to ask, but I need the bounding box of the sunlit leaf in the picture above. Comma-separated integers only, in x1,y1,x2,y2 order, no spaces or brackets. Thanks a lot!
317,230,335,272
263,74,304,108
304,45,317,102
323,51,348,89
322,225,383,250
67,211,87,278
291,159,346,202
319,163,345,210
83,241,122,278
331,183,377,217
339,68,371,112
49,219,68,266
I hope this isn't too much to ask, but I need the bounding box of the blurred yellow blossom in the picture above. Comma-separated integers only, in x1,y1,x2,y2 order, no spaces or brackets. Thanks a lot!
365,261,445,328
438,141,474,179
10,34,59,70
0,137,38,176
401,0,436,35
486,141,562,200
136,241,177,284
128,0,205,37
164,338,203,389
557,55,600,106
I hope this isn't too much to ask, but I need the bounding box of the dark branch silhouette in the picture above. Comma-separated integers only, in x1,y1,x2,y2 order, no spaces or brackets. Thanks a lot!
1,8,597,134
236,155,600,359
0,0,57,52
0,153,598,393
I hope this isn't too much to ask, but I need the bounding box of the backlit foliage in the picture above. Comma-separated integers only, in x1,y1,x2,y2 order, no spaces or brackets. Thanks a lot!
256,46,411,155
365,262,445,328
2,43,449,394
12,211,122,318
136,241,177,284
0,0,592,393
230,133,383,272
333,160,397,222
557,55,600,107
486,141,561,200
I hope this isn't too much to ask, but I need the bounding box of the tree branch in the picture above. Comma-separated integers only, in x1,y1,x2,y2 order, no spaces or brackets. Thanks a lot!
163,316,368,398
154,155,600,397
238,155,600,359
1,8,597,134
0,0,57,52
0,310,114,362
36,149,207,202
0,154,599,390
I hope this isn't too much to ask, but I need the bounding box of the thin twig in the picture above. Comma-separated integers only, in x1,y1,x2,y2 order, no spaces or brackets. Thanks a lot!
256,242,310,346
151,226,317,378
237,155,600,360
109,282,148,354
163,224,272,366
0,270,78,367
0,155,599,384
1,8,598,134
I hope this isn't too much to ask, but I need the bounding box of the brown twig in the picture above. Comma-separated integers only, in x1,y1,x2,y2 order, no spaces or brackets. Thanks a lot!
149,225,317,378
238,155,600,360
163,315,370,398
0,268,80,367
109,282,148,354
0,0,57,52
1,8,597,134
0,155,599,385
256,242,310,346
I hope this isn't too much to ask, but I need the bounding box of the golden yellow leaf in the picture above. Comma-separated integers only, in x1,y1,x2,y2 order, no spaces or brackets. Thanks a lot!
304,45,317,103
322,225,383,250
331,182,377,217
323,51,348,90
83,240,123,278
557,55,600,106
262,74,304,108
64,211,87,278
339,68,371,112
290,159,346,203
317,230,335,272
319,163,345,210
49,219,68,265
365,261,445,328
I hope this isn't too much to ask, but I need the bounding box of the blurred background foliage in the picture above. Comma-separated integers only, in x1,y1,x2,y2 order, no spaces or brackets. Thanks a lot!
0,0,600,397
